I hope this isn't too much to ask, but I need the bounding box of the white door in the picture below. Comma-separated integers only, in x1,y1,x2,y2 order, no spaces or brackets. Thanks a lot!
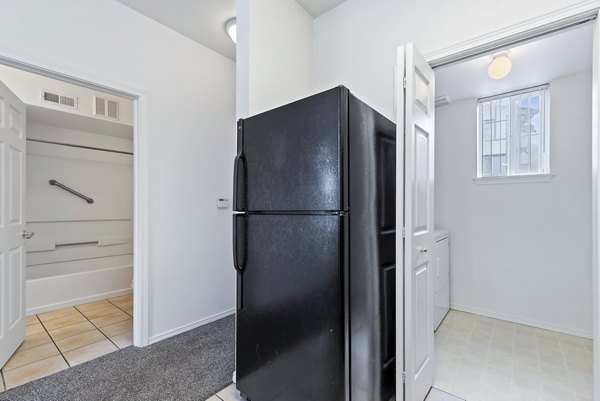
396,44,436,401
0,80,26,367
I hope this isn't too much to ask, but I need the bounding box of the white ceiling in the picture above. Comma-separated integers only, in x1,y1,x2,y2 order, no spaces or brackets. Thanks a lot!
116,0,348,60
116,0,236,59
295,0,349,17
435,23,594,103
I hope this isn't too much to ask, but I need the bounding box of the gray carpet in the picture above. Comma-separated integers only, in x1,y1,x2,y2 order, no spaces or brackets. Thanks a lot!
0,315,235,401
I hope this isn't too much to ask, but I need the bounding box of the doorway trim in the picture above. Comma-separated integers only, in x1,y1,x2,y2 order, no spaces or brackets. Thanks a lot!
0,49,150,347
419,1,600,399
426,1,600,68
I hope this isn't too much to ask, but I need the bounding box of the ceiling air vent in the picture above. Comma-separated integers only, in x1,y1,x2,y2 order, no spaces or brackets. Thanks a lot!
93,96,119,120
41,90,78,110
435,95,452,107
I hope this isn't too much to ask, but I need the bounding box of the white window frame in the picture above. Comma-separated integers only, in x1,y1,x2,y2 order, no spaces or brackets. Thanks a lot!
476,84,552,182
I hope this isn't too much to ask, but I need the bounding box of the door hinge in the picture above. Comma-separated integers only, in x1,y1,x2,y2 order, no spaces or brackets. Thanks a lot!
402,372,406,383
401,227,406,238
403,77,406,89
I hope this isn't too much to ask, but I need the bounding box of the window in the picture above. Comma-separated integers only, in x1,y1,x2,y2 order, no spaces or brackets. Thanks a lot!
478,85,549,178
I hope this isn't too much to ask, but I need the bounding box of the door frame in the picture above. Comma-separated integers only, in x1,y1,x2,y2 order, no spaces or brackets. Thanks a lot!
0,50,150,347
399,1,600,399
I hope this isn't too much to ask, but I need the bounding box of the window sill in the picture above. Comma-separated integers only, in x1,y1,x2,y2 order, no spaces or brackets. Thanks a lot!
473,174,554,185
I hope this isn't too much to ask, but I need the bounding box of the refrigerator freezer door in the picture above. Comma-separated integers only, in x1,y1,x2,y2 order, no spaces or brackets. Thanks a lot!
235,214,346,401
234,87,349,212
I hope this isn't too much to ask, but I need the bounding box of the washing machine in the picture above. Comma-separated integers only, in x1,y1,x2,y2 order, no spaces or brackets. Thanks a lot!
434,229,450,330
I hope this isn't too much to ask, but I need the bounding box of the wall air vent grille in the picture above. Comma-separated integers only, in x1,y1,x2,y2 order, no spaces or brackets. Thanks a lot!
94,96,119,120
41,90,78,110
43,92,59,103
60,96,75,107
95,96,106,116
107,100,119,119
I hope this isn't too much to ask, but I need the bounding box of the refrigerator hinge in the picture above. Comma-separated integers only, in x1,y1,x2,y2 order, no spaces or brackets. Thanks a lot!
402,371,406,383
401,227,406,238
403,77,406,89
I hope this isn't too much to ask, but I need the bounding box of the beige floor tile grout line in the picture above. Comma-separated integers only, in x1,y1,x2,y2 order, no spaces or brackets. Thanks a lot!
37,315,72,369
3,355,65,373
75,297,133,350
1,315,65,374
0,294,134,390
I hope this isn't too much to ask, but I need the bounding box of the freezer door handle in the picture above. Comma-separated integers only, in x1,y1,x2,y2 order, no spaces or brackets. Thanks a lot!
233,215,246,272
233,119,246,211
233,154,246,211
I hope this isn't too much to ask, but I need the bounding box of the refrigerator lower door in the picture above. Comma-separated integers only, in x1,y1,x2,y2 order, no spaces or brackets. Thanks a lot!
235,214,346,401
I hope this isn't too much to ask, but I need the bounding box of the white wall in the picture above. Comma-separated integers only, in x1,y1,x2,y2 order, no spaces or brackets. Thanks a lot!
0,0,236,342
313,0,590,121
237,0,314,117
435,72,593,337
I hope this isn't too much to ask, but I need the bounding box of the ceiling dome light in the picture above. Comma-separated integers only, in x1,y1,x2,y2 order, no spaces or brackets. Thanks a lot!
225,18,236,44
488,51,512,80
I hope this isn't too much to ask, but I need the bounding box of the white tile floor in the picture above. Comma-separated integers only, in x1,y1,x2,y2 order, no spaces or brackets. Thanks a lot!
434,310,593,401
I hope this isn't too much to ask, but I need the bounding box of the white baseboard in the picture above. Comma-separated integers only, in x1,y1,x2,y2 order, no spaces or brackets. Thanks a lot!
149,308,235,345
450,303,593,339
26,265,133,315
27,288,133,315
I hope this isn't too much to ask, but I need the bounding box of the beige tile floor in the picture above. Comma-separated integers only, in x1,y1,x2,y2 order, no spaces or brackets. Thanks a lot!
207,384,244,401
434,310,594,401
427,388,465,401
205,310,593,401
206,381,464,400
0,294,133,391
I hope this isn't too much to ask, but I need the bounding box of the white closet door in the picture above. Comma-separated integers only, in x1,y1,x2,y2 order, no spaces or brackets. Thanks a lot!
0,80,26,367
396,43,436,401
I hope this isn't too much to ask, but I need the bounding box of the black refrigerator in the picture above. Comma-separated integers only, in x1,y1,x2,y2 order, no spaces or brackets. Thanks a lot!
233,86,396,401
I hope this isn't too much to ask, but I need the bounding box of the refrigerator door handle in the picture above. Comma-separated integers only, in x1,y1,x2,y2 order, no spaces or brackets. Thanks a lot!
233,153,246,211
233,214,246,272
234,119,246,212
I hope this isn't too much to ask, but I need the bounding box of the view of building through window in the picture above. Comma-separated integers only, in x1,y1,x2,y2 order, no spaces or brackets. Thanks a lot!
478,85,549,177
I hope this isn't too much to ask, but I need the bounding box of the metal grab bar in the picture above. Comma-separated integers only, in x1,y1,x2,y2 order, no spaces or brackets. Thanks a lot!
49,179,94,204
55,240,99,247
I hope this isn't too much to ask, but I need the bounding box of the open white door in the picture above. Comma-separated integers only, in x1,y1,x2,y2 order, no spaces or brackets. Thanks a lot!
396,44,436,401
0,80,26,367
